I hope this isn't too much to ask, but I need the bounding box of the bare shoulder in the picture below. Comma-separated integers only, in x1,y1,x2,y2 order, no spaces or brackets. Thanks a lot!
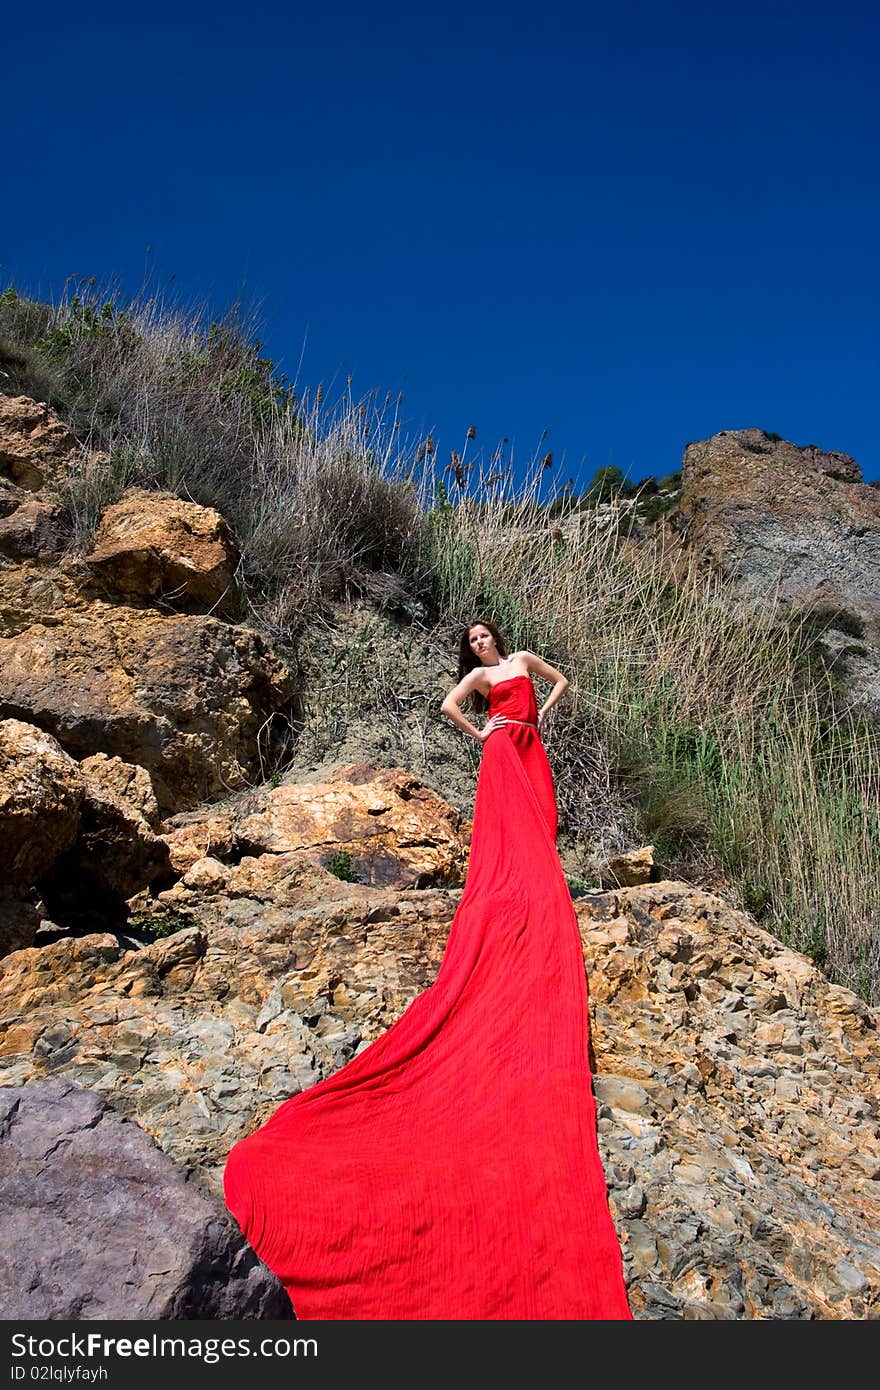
521,650,568,683
506,649,532,670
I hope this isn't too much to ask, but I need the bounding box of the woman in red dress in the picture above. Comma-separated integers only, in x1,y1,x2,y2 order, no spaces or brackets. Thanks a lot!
439,619,570,841
223,620,632,1320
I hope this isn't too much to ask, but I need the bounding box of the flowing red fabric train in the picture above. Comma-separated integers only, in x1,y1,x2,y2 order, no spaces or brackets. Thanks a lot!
224,675,632,1319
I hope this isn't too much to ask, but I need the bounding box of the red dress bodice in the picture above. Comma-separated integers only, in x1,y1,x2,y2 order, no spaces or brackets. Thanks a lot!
488,673,538,723
485,674,555,839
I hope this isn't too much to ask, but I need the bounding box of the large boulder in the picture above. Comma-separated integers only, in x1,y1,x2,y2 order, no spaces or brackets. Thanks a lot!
161,762,470,888
85,488,240,611
678,429,880,602
674,428,880,711
0,607,294,815
0,1078,292,1319
0,398,290,813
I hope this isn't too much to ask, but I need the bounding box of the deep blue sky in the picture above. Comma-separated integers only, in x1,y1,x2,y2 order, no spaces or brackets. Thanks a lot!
5,0,879,491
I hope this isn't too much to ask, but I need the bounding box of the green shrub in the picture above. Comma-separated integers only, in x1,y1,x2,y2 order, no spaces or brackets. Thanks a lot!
128,908,193,939
584,465,627,501
325,850,358,882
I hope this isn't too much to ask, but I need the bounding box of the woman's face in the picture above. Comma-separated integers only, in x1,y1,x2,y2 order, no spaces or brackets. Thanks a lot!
468,625,497,664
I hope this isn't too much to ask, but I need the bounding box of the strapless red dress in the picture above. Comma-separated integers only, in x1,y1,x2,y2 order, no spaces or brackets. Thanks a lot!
223,674,632,1319
484,672,558,838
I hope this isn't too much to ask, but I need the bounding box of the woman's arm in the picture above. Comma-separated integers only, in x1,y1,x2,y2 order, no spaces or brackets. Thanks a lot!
440,670,506,744
522,650,570,730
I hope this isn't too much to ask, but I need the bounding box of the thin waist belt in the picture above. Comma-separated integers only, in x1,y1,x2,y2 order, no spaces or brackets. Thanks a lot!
502,718,538,728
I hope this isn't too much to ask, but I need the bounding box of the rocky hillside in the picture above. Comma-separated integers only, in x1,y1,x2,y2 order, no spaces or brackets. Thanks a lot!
1,396,878,1320
669,427,880,716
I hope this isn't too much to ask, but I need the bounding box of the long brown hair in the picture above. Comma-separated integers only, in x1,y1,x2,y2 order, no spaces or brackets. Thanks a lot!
457,619,509,714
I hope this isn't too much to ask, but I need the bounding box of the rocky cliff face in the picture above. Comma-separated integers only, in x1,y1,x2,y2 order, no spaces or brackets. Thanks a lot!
671,427,880,714
0,396,878,1320
1,860,877,1319
0,396,294,818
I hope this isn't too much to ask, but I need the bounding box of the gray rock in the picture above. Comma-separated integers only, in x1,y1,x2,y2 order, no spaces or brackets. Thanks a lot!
0,1078,293,1320
617,1184,648,1219
834,1259,869,1296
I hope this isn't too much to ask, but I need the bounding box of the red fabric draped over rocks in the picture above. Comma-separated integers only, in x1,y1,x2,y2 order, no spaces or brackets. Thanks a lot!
223,675,632,1319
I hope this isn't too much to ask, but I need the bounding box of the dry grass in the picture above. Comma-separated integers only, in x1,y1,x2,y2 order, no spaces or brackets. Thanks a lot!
241,387,425,640
0,281,428,631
